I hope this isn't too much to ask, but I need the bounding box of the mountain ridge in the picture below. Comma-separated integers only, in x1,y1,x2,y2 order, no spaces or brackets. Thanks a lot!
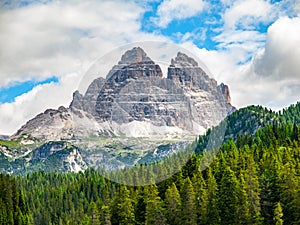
11,47,234,141
1,101,300,174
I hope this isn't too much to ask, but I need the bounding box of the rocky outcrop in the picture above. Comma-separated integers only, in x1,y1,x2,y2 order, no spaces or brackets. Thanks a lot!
95,47,163,122
11,47,235,140
168,52,235,128
12,106,74,141
70,77,105,116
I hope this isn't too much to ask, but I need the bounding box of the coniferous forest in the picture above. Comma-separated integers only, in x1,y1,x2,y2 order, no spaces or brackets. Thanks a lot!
1,104,300,225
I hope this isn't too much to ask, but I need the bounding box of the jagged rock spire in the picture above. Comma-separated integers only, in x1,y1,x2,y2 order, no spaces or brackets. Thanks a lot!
171,52,199,68
118,47,153,65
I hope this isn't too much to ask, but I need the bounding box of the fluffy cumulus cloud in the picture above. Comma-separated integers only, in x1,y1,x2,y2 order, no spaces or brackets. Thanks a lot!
213,0,276,60
253,17,300,81
152,0,205,28
223,0,275,29
247,16,300,108
0,0,147,87
0,73,81,134
211,16,300,110
0,0,168,134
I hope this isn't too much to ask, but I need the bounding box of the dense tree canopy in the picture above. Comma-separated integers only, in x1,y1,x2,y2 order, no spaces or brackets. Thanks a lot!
1,102,300,224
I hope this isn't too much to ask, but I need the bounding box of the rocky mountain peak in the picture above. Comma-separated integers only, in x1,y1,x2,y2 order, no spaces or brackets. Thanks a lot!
11,47,235,141
171,52,199,68
118,47,153,65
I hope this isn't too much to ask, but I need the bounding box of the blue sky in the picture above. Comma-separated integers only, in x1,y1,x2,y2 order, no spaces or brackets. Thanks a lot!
141,0,224,50
0,0,300,134
0,76,59,103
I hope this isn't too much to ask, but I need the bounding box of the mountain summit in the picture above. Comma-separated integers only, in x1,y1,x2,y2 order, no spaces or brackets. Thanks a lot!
12,47,235,141
171,52,199,67
118,47,153,65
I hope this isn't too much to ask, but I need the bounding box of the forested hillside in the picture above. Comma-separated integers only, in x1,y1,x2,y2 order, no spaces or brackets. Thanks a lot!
0,174,32,225
10,122,300,225
221,102,300,140
1,102,300,225
196,102,300,153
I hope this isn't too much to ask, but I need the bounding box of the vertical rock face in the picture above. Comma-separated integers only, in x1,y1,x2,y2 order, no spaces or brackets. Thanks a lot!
168,52,235,129
95,47,163,122
70,77,105,116
12,47,235,140
168,52,217,92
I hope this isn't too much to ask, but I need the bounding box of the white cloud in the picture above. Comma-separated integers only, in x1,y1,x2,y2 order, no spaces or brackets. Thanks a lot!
0,0,148,87
213,30,266,62
0,73,80,135
179,15,300,110
223,0,275,29
221,16,300,109
0,0,170,134
210,1,276,74
253,16,300,81
152,0,205,28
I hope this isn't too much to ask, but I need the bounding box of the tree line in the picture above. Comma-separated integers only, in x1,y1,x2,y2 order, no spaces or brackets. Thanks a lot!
0,122,297,225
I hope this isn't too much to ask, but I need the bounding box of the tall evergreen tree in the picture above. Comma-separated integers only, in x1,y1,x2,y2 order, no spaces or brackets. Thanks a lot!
206,168,220,225
180,177,197,225
145,185,166,225
237,171,250,224
219,166,239,225
100,205,112,225
164,183,181,225
117,186,135,225
135,188,146,225
273,202,284,225
192,171,208,225
88,202,100,225
246,153,262,224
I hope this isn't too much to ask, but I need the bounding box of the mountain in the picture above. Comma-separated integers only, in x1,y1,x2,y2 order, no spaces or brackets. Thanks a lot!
8,110,300,225
12,47,234,141
1,99,299,174
1,47,235,174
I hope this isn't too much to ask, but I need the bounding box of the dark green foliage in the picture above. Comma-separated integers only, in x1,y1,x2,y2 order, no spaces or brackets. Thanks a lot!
0,174,32,225
219,166,239,225
145,185,166,225
274,202,284,225
180,177,197,225
0,102,299,225
1,123,299,225
164,182,181,225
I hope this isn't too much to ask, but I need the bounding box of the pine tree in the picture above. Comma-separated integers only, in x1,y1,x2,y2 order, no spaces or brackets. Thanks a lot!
165,183,181,225
237,171,250,224
181,177,197,225
82,214,90,225
192,172,208,225
145,185,166,225
117,186,135,225
88,202,100,225
279,158,300,224
219,166,239,225
273,202,284,225
135,188,146,225
100,205,112,225
206,168,220,225
246,153,262,224
260,152,281,224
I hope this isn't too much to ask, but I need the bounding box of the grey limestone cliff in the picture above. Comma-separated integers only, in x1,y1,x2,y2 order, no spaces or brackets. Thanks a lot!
12,47,235,140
